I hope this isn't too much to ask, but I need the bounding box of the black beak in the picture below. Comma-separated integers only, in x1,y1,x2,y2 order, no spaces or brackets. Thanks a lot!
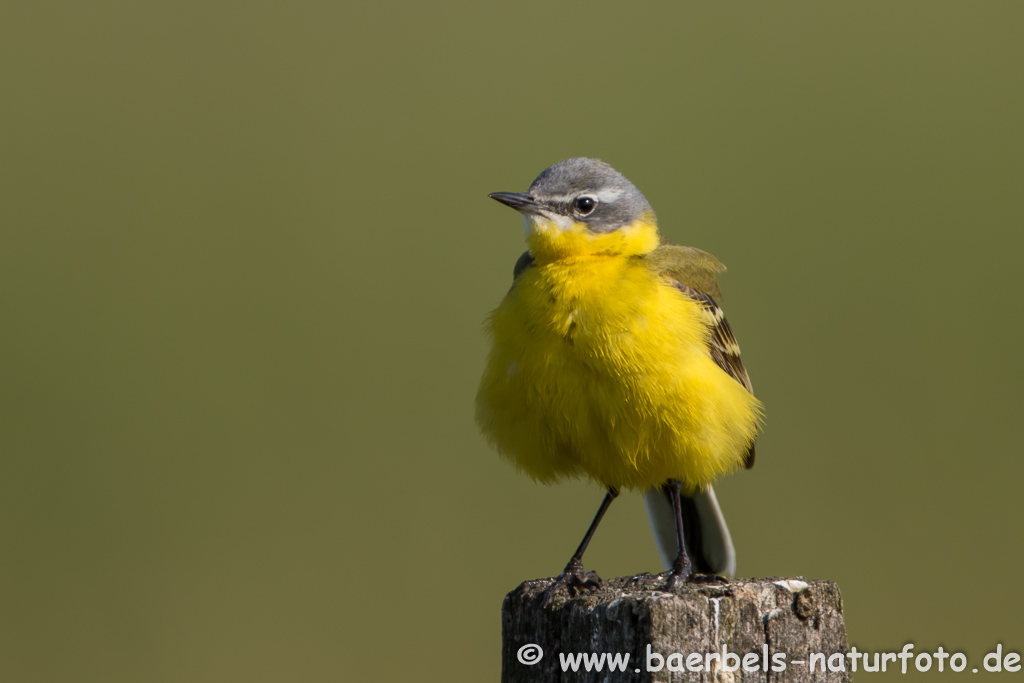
488,192,543,214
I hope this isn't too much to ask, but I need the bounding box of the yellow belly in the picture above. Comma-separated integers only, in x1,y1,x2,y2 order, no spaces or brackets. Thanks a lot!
476,255,761,492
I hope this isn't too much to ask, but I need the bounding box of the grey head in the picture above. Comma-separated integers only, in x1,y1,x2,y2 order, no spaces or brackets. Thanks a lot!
489,157,654,232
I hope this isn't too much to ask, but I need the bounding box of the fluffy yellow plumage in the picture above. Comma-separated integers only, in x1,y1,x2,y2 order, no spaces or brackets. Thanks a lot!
476,215,761,493
477,157,761,588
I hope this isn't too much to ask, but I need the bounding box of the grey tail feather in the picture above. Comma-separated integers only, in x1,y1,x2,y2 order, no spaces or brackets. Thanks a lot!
644,484,736,576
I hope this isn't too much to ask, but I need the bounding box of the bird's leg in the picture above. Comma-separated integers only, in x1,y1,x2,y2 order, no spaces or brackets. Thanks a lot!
659,478,693,589
541,488,618,607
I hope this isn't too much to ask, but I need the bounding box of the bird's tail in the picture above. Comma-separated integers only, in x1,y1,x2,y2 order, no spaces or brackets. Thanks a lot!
644,484,736,576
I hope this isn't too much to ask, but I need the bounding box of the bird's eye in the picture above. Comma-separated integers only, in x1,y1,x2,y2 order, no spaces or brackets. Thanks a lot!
573,196,597,215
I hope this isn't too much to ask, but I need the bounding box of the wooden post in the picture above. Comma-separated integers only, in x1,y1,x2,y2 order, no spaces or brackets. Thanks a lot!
502,575,849,682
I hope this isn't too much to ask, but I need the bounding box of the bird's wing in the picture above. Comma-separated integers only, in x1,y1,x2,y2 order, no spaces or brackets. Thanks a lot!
512,250,534,280
644,244,757,468
670,282,753,395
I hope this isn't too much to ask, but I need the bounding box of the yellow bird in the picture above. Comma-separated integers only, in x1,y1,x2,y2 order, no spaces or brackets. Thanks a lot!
476,158,762,601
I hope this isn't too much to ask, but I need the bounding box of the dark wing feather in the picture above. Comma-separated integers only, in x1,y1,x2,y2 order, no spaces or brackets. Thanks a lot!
668,282,757,469
670,283,752,392
512,251,534,280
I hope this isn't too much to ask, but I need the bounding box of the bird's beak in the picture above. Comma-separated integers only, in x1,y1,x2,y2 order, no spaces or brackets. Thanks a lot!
488,192,544,215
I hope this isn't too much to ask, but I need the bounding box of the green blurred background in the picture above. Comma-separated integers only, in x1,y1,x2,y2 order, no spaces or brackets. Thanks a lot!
2,2,1022,681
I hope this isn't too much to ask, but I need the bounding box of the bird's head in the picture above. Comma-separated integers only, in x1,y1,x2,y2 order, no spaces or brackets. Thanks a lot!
489,157,660,261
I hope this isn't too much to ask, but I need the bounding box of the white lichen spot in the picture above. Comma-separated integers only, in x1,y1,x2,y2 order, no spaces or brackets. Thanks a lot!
774,579,810,593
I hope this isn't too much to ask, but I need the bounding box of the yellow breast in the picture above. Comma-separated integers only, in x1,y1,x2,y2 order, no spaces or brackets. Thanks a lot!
476,250,761,492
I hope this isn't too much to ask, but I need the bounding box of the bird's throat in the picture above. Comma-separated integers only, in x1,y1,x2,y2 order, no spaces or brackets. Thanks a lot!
525,215,660,262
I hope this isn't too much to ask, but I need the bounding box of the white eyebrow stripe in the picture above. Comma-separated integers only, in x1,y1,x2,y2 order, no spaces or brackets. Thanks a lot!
591,188,624,203
542,188,624,204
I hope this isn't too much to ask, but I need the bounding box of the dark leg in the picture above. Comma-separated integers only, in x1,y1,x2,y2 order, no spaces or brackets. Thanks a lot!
662,478,693,589
541,488,618,607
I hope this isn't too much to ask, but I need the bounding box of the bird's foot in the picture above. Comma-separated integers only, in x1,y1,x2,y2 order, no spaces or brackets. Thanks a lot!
656,570,689,591
626,570,729,590
655,558,693,590
540,558,601,607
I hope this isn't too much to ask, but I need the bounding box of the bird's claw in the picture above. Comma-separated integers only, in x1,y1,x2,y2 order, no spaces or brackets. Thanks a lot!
540,558,601,607
654,561,693,590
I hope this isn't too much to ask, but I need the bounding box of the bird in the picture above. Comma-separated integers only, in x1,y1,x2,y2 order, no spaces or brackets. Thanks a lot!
476,157,762,603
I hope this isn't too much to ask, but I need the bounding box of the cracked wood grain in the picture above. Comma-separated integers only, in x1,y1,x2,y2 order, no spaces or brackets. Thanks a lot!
502,575,850,683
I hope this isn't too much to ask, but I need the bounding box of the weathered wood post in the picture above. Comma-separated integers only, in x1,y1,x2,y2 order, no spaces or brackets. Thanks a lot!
502,575,849,682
